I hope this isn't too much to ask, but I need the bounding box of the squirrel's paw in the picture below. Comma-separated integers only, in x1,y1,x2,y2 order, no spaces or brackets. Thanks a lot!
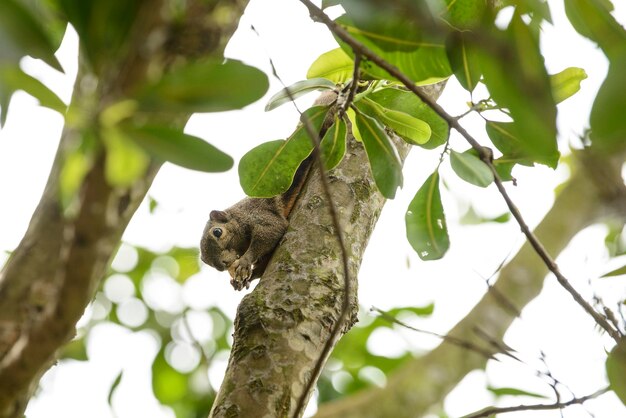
229,258,253,291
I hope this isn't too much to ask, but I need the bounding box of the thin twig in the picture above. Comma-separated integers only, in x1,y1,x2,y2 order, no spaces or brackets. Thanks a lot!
470,326,521,362
339,52,362,118
181,309,212,365
461,386,610,418
299,0,622,343
286,65,359,418
372,307,499,361
249,24,354,418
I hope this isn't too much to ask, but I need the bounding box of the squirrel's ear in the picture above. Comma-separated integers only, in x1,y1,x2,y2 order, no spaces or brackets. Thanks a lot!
210,210,229,222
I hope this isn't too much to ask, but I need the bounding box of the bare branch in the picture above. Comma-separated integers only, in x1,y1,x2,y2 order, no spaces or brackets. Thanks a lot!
461,387,610,418
315,167,605,418
371,307,499,361
338,52,362,118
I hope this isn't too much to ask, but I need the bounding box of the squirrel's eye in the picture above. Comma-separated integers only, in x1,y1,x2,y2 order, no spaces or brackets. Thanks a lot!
212,228,223,238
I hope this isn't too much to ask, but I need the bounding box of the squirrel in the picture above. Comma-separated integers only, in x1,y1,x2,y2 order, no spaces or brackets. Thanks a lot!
200,91,338,290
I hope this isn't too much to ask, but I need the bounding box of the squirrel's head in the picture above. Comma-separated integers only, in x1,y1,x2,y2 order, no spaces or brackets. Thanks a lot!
200,210,239,271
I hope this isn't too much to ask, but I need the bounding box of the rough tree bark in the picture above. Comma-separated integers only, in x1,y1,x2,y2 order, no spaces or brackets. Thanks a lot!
0,1,249,416
312,149,626,418
209,83,446,417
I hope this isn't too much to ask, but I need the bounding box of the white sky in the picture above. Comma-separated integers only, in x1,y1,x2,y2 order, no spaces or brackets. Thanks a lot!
0,1,625,417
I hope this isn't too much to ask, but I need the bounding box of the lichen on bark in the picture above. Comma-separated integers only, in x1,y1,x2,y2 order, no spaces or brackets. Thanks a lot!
210,85,446,418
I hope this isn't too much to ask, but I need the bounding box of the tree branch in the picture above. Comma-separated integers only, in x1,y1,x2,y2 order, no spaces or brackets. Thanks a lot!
461,386,610,418
209,78,446,415
314,158,611,418
299,0,622,342
0,2,249,416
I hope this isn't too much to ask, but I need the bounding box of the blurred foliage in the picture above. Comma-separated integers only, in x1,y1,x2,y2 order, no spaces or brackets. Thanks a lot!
59,237,439,415
486,385,548,399
0,0,267,208
606,338,626,406
318,305,435,403
58,240,234,417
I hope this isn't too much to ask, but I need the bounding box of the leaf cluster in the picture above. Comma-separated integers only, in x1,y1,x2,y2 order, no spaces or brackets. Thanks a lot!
0,0,270,213
248,0,601,263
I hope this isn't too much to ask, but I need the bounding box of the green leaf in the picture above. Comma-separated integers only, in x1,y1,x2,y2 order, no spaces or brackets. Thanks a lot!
507,0,553,23
320,117,347,170
14,0,67,49
368,87,449,149
59,147,92,210
354,110,403,199
486,121,541,168
444,0,489,29
606,338,626,406
487,386,548,399
590,51,626,152
446,32,482,92
450,149,494,187
322,0,340,7
604,222,626,257
265,78,336,111
335,16,451,84
59,337,88,361
102,127,150,187
406,170,450,260
239,106,328,197
359,98,431,145
56,0,142,72
0,66,66,114
460,206,510,225
486,121,525,161
100,100,137,127
148,196,158,214
396,303,435,317
121,124,233,173
550,67,587,104
600,264,626,278
346,107,362,142
493,158,516,182
168,246,200,283
565,0,626,58
477,14,558,167
152,349,189,405
108,370,123,406
136,59,268,113
333,0,424,52
0,84,11,127
0,0,63,71
307,48,355,83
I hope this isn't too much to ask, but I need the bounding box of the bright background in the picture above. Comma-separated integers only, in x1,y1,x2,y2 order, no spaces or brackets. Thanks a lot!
0,0,625,417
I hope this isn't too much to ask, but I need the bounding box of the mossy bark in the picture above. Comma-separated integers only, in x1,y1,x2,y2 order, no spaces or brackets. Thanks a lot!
210,84,446,418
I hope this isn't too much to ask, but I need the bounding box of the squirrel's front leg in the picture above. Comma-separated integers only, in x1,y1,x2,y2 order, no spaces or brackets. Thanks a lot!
230,222,287,290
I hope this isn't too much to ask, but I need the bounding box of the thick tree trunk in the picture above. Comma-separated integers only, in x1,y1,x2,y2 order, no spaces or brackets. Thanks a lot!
0,1,248,416
312,150,626,418
210,84,446,418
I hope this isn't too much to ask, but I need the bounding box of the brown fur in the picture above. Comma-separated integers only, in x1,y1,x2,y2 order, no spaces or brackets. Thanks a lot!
200,91,337,290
